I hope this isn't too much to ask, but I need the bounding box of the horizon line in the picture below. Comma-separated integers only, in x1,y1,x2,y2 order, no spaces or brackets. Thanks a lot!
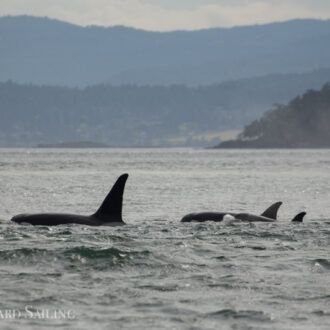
1,14,330,33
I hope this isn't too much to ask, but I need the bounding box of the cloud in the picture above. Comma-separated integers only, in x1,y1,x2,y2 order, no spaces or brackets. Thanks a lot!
1,0,330,31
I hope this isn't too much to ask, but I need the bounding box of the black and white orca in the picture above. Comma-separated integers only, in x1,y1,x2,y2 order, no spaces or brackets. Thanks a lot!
181,202,306,223
11,174,128,226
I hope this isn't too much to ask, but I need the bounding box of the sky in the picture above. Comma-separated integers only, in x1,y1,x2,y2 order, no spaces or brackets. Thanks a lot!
1,0,330,31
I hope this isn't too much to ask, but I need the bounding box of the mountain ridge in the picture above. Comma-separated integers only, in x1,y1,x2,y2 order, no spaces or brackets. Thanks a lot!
1,15,330,86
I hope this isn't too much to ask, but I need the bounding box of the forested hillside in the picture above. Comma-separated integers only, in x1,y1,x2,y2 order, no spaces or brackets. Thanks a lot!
1,70,330,147
217,84,330,148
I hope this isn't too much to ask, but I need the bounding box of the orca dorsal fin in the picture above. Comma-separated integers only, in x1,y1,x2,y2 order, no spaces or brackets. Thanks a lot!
291,212,306,222
260,201,282,220
93,173,128,222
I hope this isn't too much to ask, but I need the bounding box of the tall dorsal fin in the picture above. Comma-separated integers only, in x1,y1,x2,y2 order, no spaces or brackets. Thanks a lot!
260,201,282,220
291,212,306,222
93,174,128,222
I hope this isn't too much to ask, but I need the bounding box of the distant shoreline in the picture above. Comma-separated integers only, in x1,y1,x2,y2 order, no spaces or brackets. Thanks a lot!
36,141,110,148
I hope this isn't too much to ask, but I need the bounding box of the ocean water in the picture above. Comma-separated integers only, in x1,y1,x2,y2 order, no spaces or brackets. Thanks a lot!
0,148,329,330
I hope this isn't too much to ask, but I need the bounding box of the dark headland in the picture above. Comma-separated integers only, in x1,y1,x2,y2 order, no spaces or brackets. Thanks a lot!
215,83,330,148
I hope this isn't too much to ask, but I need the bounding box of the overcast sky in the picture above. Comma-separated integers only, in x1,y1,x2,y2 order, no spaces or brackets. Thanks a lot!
1,0,330,31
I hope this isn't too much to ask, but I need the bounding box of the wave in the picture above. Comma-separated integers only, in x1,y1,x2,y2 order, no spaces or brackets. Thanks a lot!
0,246,152,270
206,309,271,322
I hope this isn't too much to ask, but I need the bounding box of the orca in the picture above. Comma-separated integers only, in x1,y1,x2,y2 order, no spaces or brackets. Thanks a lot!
11,173,128,226
181,202,306,223
291,212,306,222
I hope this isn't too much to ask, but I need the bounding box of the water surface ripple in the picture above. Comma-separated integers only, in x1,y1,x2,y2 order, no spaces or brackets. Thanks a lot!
0,148,329,329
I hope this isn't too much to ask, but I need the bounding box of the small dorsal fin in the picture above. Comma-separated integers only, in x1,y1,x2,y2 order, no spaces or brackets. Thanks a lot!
291,212,306,222
260,201,282,220
93,173,128,222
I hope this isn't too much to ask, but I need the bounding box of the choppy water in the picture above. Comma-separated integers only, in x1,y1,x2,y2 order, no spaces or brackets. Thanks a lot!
0,148,329,330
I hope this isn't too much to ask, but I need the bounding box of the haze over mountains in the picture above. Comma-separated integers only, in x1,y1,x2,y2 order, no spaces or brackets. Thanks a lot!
1,16,330,86
1,15,330,147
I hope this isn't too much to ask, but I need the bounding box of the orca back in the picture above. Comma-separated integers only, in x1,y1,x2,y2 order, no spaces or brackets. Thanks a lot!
260,201,282,220
93,173,128,223
291,212,306,222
